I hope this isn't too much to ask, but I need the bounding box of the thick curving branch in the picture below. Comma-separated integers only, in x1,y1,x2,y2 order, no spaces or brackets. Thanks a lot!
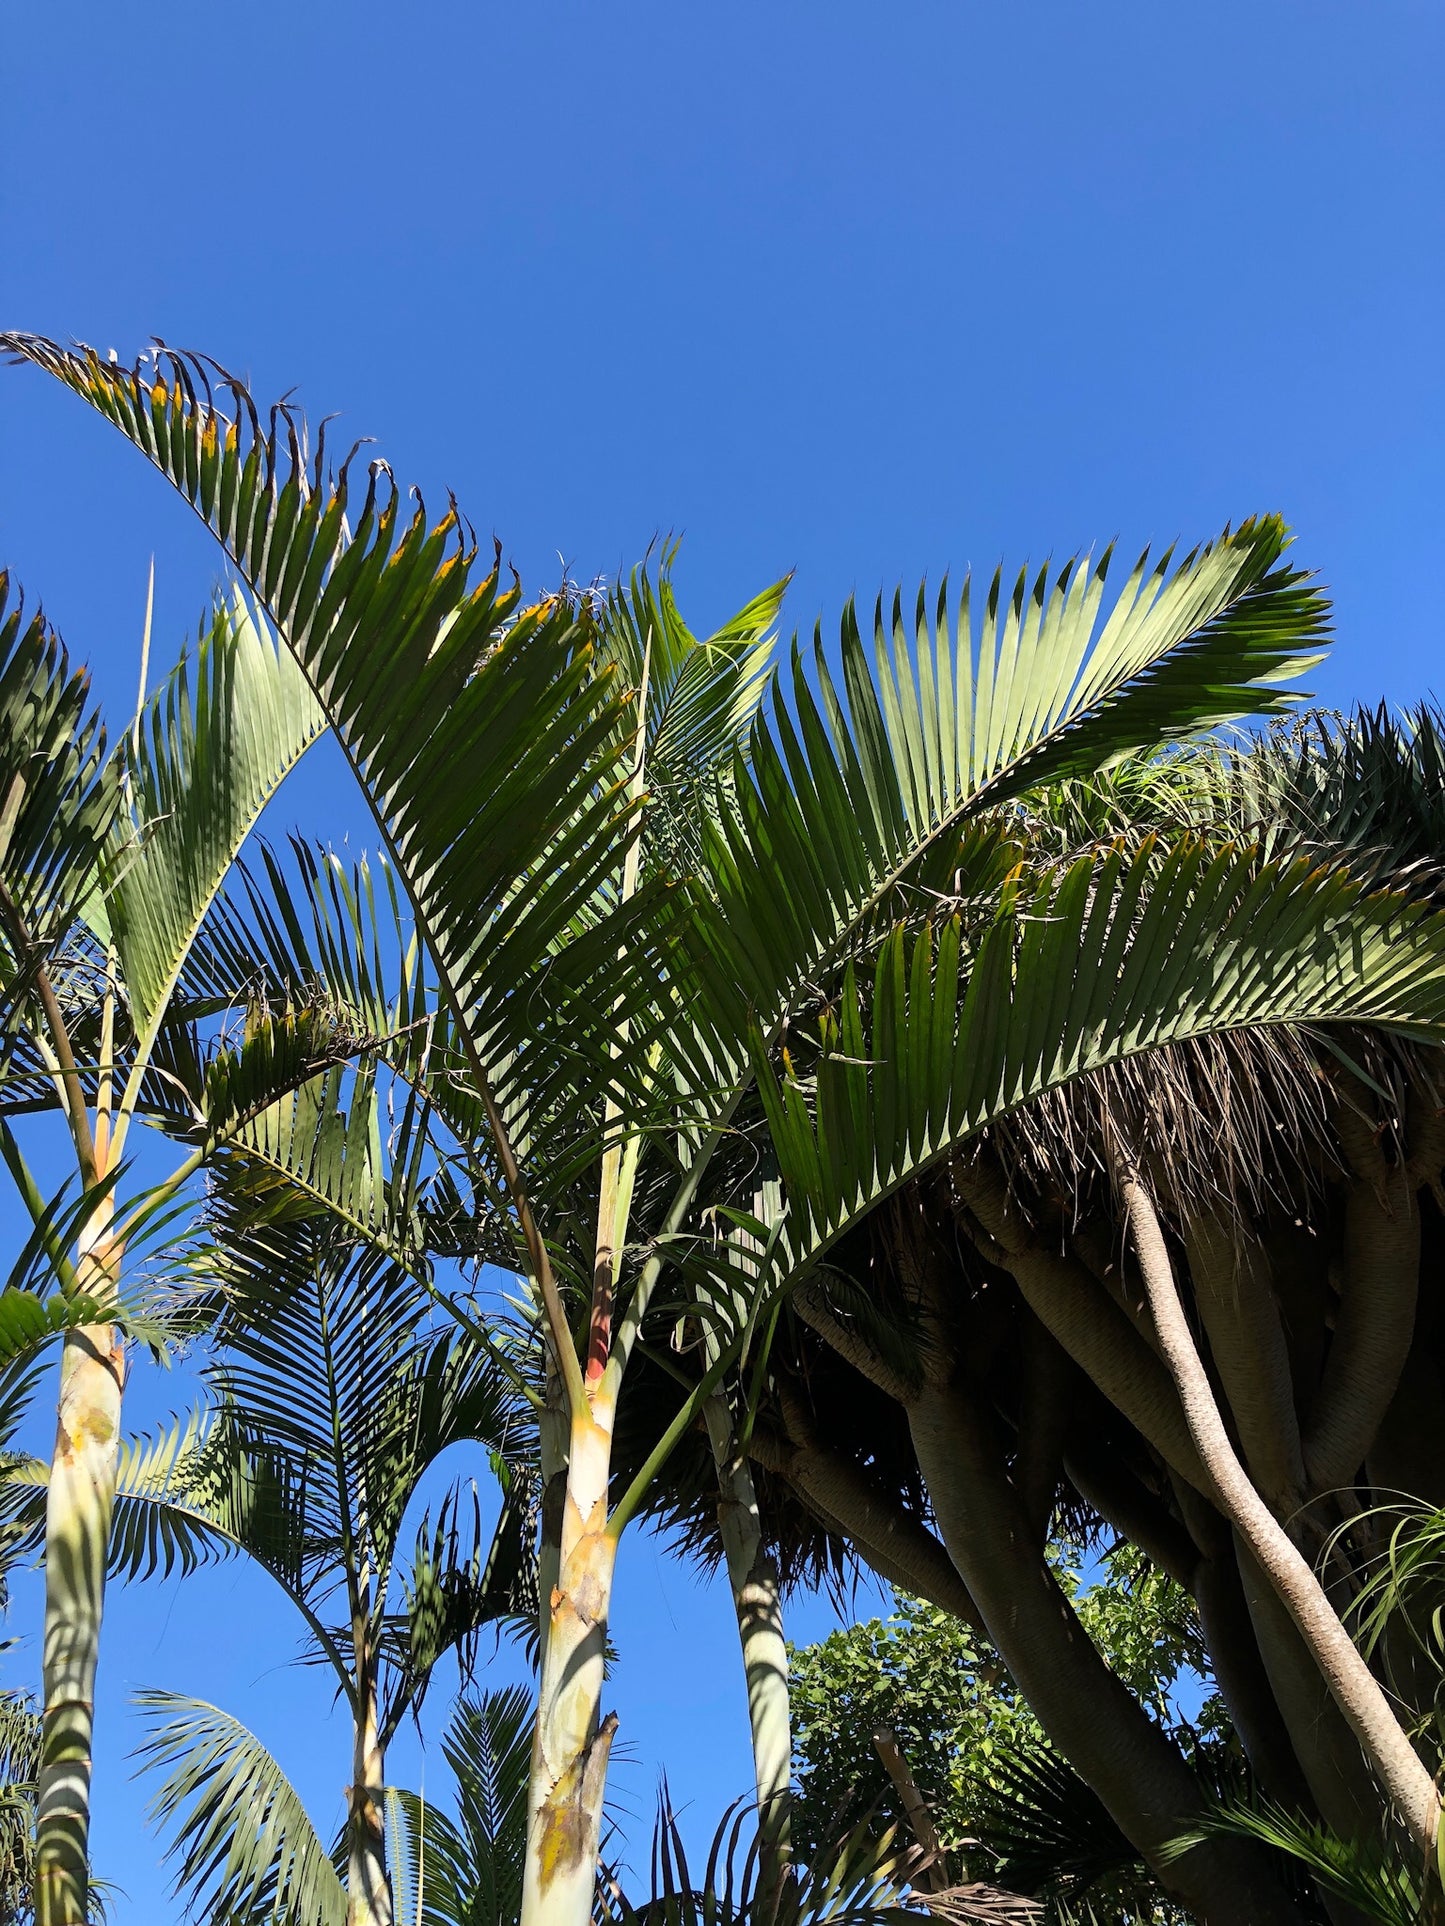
952,1151,1206,1490
748,1422,985,1634
792,1280,915,1405
1062,1437,1199,1588
908,1378,1307,1924
1192,1545,1313,1813
1302,1105,1421,1497
1115,1148,1439,1860
1185,1212,1306,1519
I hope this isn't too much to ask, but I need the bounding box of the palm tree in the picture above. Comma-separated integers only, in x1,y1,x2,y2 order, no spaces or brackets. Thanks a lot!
695,711,1445,1919
0,570,339,1924
71,1116,537,1926
15,333,1445,1926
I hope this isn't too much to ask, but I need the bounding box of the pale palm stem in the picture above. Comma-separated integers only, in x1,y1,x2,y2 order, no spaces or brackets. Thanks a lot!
34,1215,124,1926
347,1669,393,1926
703,1390,792,1889
519,1401,618,1926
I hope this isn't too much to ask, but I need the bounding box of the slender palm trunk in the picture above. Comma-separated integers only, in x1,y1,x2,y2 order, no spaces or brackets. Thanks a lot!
34,1217,124,1926
346,1669,392,1926
519,1399,618,1926
703,1392,792,1889
1115,1152,1441,1861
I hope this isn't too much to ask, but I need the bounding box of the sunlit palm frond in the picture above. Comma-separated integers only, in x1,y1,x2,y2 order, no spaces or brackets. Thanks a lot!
595,549,784,787
2,335,663,1139
0,573,118,986
0,1687,40,1926
189,839,430,1055
685,521,1328,1066
600,1797,925,1926
383,1475,536,1735
385,1685,533,1926
135,1691,347,1926
106,590,325,1096
1165,1799,1421,1926
751,836,1445,1301
0,1289,108,1367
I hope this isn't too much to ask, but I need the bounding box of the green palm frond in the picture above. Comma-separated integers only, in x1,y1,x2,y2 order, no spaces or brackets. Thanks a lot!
752,837,1445,1296
204,1240,424,1582
600,1797,923,1926
110,1407,306,1589
106,590,324,1107
210,1059,431,1272
1341,1496,1445,1679
193,1006,363,1142
360,1328,529,1570
0,1288,107,1366
1166,1800,1421,1926
0,1687,40,1926
0,572,118,977
135,1690,347,1926
7,1405,309,1599
384,1475,536,1734
1227,701,1445,887
192,839,430,1050
972,1742,1146,1909
386,1685,533,1926
596,551,785,788
2,335,664,1139
686,521,1328,1062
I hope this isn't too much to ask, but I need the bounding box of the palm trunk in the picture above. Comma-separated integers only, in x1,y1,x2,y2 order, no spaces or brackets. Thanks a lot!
519,1400,618,1926
346,1670,392,1926
34,1218,125,1926
703,1393,792,1893
1115,1152,1441,1861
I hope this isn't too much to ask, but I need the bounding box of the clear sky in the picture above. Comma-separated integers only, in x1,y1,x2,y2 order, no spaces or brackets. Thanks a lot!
2,1,1443,1915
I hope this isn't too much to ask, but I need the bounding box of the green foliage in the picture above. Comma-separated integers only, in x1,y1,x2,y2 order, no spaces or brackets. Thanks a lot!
790,1550,1224,1922
1,334,667,1159
0,571,118,969
136,1693,346,1926
598,1797,921,1926
106,590,324,1074
0,1688,40,1926
1167,1802,1424,1926
752,839,1445,1304
388,1685,532,1926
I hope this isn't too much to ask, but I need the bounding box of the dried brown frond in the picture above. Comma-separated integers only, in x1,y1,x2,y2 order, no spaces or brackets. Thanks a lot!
921,1884,1045,1925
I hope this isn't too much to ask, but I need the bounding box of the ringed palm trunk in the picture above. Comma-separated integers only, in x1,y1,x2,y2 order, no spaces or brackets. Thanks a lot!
703,1392,792,1893
346,1661,392,1926
35,1208,124,1926
519,1397,618,1926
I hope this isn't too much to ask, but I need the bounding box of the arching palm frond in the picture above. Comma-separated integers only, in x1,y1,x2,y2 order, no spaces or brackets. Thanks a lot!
135,1692,347,1926
6,1405,305,1600
388,1685,534,1926
198,840,429,1049
0,572,118,983
1,335,664,1144
595,552,784,790
599,1797,923,1926
105,590,325,1111
1166,1800,1421,1926
683,521,1328,1063
0,1288,108,1367
750,837,1445,1302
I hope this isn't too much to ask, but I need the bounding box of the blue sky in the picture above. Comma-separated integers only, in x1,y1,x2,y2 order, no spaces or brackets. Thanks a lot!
2,0,1443,1914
